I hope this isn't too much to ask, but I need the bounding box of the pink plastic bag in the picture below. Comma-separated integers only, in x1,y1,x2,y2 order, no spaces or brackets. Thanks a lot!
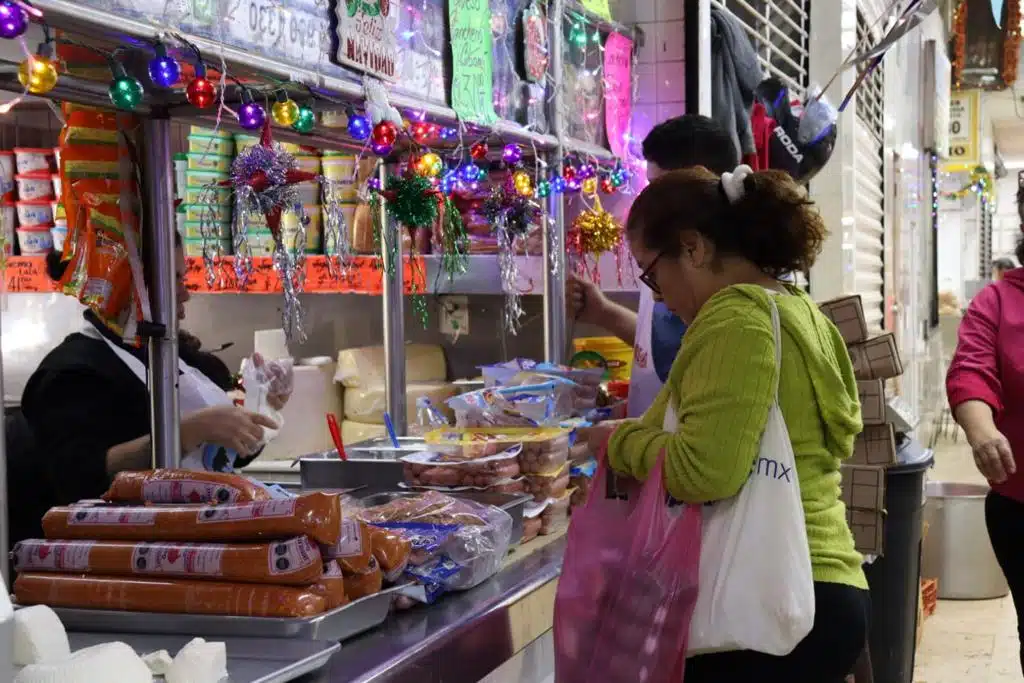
554,444,702,683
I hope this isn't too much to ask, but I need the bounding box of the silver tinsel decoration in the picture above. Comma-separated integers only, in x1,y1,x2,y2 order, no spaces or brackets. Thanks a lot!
497,215,524,334
320,178,352,278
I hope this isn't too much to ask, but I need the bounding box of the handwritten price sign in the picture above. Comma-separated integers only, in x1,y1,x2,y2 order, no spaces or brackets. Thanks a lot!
184,256,425,295
603,33,633,158
448,0,498,124
3,257,56,293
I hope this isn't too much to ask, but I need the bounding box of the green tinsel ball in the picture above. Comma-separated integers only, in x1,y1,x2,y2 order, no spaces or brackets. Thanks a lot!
387,174,438,229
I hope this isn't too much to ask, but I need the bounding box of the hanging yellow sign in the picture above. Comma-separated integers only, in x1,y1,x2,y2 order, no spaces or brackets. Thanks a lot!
947,90,980,169
581,0,611,21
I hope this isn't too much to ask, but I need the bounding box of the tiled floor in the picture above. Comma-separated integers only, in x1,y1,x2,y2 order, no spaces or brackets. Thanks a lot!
914,432,1021,682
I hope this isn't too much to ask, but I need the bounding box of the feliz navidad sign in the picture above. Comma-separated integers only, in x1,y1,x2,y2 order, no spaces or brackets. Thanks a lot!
331,0,400,81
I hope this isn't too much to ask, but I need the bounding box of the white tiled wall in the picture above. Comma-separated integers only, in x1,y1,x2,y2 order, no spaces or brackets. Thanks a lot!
623,0,686,149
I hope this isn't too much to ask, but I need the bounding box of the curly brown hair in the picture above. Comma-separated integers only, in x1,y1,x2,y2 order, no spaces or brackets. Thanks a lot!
625,167,828,278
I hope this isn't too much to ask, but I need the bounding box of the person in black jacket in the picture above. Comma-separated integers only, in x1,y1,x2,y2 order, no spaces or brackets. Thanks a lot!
9,231,281,545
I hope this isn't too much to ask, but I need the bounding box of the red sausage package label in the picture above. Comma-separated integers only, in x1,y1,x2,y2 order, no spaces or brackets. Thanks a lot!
268,536,319,576
333,519,364,558
13,540,95,572
196,499,297,524
67,507,157,526
143,479,246,504
131,543,224,576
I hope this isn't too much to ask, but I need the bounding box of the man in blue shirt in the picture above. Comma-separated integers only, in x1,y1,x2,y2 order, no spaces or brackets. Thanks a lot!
568,115,739,415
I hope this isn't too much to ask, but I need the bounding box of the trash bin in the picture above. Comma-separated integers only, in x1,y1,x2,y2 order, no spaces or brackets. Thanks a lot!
922,482,1009,599
862,456,932,683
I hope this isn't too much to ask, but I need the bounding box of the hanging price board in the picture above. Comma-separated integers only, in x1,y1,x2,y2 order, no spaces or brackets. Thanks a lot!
3,257,56,293
184,256,425,295
581,0,612,21
603,32,633,158
947,90,980,169
448,0,499,124
331,0,400,81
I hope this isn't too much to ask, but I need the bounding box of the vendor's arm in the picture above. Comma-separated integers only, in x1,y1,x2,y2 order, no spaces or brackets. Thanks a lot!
607,299,775,503
947,285,1003,427
568,275,639,347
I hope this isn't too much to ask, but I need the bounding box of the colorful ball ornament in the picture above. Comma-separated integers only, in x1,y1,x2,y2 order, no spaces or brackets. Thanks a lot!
0,1,29,40
109,75,145,111
372,142,393,156
536,179,551,198
271,98,300,127
441,170,458,194
563,165,577,183
347,112,371,140
147,50,180,89
17,55,57,95
372,121,399,148
292,105,316,134
578,163,596,179
440,127,458,141
411,121,432,144
470,141,489,160
566,176,582,193
600,177,615,194
459,162,482,183
513,170,533,197
502,143,522,165
417,152,443,177
611,167,629,187
238,101,266,131
186,77,216,108
582,177,597,195
552,176,567,194
367,177,382,191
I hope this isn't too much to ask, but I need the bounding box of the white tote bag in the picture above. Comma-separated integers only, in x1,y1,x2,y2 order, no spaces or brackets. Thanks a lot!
665,295,815,657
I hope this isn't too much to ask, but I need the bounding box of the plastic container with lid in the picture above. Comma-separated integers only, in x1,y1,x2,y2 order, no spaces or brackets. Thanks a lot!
16,200,53,226
186,152,232,173
183,202,232,223
607,380,630,401
182,220,231,240
14,147,54,174
15,173,53,200
17,225,54,254
188,134,234,156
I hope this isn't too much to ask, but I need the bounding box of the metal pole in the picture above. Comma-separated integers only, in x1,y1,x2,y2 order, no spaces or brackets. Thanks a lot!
698,0,713,117
544,0,569,364
0,308,9,583
142,116,181,467
380,165,407,435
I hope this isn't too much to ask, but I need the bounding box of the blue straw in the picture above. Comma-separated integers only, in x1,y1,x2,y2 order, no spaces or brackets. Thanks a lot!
383,413,400,448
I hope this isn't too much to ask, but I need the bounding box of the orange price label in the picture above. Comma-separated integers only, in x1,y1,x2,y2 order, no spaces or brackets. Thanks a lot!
185,256,426,295
4,257,58,293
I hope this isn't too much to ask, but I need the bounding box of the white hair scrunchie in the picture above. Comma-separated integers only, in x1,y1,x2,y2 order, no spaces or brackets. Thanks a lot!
720,164,754,204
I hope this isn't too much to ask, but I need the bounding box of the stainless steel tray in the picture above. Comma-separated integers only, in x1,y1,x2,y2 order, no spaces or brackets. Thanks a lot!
65,633,339,683
43,585,401,642
358,491,532,545
299,436,429,494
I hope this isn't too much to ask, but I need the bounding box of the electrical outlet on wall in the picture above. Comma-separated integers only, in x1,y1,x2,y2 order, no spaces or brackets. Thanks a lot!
440,296,470,338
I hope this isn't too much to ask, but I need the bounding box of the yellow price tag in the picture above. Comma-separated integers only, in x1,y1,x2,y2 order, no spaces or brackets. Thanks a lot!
581,0,611,21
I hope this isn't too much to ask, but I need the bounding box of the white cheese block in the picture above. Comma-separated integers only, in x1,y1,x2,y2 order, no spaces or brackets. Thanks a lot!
335,344,447,388
142,650,173,676
16,642,151,683
13,606,70,667
343,382,458,424
165,638,227,683
340,420,387,444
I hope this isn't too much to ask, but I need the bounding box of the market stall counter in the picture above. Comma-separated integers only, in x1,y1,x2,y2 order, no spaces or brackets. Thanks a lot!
306,533,564,683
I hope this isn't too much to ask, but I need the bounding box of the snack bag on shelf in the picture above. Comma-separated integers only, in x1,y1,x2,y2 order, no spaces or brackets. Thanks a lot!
447,380,577,428
416,396,451,430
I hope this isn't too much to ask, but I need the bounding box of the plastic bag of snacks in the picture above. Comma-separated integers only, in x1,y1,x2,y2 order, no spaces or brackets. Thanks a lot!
553,452,701,683
357,492,513,603
447,379,577,428
423,427,571,473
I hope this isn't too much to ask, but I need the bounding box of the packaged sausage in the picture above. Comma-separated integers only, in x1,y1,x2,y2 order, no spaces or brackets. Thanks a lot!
401,448,522,488
358,492,513,603
320,519,373,574
519,434,570,475
342,556,383,601
41,492,342,546
569,458,597,509
525,463,571,503
103,470,273,504
310,561,348,609
367,526,412,582
14,572,327,618
540,490,573,535
11,537,323,586
521,516,543,544
423,427,570,464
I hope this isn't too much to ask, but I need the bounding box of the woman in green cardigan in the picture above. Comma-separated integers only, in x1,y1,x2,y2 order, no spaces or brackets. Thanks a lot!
607,166,869,682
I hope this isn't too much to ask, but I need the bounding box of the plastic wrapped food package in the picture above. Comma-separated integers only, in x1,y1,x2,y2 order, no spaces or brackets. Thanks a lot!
102,470,273,504
356,492,513,603
342,556,384,601
540,490,573,535
570,459,597,509
521,516,543,545
480,360,604,390
320,518,374,574
401,448,522,488
525,463,571,503
448,380,578,428
424,427,570,465
519,435,570,474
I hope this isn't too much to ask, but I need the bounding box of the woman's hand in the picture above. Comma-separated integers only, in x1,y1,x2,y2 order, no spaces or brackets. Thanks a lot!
968,426,1016,484
576,420,630,456
182,405,279,456
265,359,294,410
567,275,610,325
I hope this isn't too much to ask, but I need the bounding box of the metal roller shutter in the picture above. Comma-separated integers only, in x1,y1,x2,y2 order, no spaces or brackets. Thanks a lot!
853,10,886,333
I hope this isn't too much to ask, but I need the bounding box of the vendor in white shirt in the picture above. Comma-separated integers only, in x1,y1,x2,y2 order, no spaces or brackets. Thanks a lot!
569,115,740,416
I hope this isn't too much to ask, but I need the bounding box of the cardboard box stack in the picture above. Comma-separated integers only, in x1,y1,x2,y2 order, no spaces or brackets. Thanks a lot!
819,295,905,556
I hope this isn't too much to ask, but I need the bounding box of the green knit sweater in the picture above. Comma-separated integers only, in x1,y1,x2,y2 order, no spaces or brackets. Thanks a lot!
608,284,867,589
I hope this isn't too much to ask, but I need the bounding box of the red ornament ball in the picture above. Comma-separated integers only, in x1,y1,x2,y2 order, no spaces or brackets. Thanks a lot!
563,166,577,182
372,121,399,148
186,77,217,109
470,141,489,160
411,121,432,144
600,177,615,194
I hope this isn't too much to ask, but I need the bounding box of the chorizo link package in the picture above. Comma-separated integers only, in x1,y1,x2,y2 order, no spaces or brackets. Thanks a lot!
14,572,327,618
41,492,342,546
103,470,274,505
11,537,323,586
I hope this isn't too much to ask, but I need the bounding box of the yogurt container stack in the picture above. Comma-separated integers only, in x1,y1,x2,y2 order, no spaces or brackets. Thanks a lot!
179,127,234,257
7,148,60,256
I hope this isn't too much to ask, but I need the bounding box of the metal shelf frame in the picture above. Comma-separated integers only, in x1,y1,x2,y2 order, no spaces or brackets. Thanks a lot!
0,0,639,581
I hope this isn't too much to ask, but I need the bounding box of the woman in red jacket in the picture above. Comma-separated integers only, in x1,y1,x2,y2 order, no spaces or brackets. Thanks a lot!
947,219,1024,673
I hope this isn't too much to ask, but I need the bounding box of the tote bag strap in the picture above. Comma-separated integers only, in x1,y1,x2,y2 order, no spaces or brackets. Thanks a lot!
766,293,782,401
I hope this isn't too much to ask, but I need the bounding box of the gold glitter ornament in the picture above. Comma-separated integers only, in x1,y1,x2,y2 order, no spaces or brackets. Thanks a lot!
582,177,597,196
571,198,621,254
